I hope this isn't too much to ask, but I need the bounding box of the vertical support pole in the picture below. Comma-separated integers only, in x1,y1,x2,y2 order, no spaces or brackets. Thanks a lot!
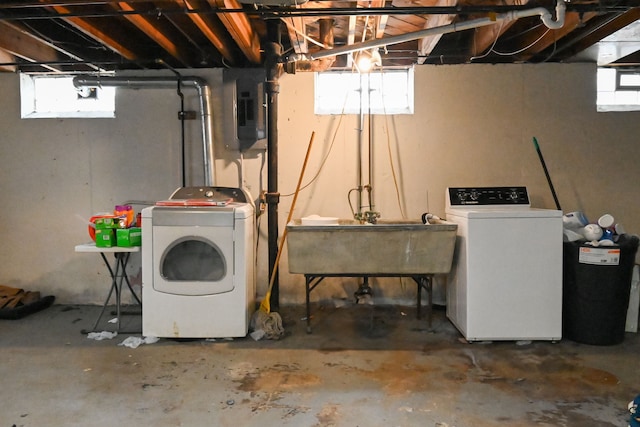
357,73,364,219
265,20,282,312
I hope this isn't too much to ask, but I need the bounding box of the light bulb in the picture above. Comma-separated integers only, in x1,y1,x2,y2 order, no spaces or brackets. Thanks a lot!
355,49,382,72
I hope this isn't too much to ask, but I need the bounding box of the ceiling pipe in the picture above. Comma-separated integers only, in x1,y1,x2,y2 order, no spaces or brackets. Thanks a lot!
260,3,624,18
305,0,566,61
73,74,216,186
0,2,622,18
291,17,336,73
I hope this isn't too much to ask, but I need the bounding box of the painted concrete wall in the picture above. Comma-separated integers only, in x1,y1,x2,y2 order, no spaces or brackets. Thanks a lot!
0,69,265,303
1,63,639,306
275,64,640,304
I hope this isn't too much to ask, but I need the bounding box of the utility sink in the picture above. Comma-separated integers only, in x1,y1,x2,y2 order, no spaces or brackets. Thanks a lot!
286,219,457,275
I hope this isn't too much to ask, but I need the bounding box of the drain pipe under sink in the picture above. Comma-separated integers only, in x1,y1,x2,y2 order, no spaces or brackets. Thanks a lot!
73,75,216,186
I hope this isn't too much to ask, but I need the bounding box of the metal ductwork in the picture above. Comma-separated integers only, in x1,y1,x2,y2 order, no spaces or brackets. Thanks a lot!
73,75,216,186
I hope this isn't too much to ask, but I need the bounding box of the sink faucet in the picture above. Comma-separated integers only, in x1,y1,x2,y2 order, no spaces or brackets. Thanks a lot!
364,210,380,224
350,185,381,224
354,210,380,224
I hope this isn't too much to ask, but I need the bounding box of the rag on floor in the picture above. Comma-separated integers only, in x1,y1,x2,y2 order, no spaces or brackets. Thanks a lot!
250,310,284,340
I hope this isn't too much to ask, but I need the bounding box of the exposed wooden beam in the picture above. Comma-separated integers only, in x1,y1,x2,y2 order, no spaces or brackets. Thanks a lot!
211,0,261,64
470,21,512,58
552,8,640,63
49,4,138,60
284,16,309,54
0,47,18,72
0,21,60,71
375,15,389,40
418,12,454,62
0,22,106,72
422,0,454,60
611,49,640,67
511,12,599,61
372,0,388,40
347,15,356,66
470,0,533,59
115,2,190,66
178,0,237,64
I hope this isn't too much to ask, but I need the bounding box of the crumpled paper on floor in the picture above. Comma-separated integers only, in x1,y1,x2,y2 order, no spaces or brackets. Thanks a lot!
250,329,265,341
87,331,118,340
118,336,160,349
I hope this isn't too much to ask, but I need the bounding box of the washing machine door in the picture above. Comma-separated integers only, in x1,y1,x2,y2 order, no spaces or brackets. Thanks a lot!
151,210,235,296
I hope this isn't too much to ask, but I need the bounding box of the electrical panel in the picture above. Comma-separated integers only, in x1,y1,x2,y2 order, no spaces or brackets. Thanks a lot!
223,69,267,152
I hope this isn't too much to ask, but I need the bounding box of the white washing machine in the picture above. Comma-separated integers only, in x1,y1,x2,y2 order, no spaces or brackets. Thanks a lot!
445,187,563,341
142,187,255,338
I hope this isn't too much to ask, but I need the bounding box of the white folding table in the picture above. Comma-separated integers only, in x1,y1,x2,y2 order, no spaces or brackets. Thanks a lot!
75,243,141,333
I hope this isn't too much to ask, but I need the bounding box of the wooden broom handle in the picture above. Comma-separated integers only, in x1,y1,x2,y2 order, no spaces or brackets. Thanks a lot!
267,131,316,289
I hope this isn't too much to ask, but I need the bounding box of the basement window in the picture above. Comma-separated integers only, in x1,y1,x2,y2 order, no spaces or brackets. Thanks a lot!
20,73,116,119
616,69,640,90
315,67,414,115
597,68,640,112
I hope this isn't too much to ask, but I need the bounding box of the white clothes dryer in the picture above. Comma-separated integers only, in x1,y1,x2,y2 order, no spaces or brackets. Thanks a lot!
142,187,255,338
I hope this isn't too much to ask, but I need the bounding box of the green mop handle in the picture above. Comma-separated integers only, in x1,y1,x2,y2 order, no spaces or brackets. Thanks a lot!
533,137,561,211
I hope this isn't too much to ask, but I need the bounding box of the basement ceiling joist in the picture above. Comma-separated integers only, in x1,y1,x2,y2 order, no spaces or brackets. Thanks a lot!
0,0,637,73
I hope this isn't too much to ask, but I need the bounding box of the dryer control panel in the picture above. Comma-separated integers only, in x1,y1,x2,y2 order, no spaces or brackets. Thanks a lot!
169,186,249,203
447,186,530,206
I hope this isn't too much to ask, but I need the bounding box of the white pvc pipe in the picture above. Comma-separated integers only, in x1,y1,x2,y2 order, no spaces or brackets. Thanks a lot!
73,75,216,186
308,0,566,60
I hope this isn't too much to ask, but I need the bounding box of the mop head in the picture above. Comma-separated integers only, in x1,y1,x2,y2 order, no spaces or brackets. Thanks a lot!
250,309,285,340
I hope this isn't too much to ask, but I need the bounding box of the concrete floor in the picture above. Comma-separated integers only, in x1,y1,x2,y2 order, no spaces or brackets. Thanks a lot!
1,302,639,427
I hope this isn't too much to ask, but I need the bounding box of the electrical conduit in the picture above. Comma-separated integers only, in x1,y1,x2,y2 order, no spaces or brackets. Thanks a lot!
73,75,216,186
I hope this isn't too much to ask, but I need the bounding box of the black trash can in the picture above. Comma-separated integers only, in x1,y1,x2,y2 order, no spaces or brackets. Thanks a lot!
563,234,639,345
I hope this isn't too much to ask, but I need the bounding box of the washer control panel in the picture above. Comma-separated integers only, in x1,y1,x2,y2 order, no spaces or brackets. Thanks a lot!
447,186,530,206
